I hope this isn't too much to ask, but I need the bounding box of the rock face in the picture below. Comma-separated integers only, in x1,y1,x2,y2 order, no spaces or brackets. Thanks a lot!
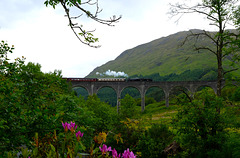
86,29,217,78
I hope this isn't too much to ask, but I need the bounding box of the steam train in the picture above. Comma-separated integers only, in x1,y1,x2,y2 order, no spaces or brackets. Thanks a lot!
62,78,152,82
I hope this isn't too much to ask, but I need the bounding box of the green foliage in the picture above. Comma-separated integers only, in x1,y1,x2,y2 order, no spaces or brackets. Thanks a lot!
146,87,165,102
143,103,178,117
85,94,119,132
194,87,216,99
221,131,240,158
79,32,99,44
232,86,240,101
131,68,218,81
0,40,122,155
121,87,140,99
73,87,88,99
136,97,157,107
0,40,15,70
1,40,240,157
221,85,240,102
138,97,157,106
97,87,117,106
105,118,145,154
172,91,227,157
136,124,173,158
0,41,102,154
200,70,218,81
44,0,82,9
0,62,73,151
6,122,87,158
119,94,140,119
0,41,27,152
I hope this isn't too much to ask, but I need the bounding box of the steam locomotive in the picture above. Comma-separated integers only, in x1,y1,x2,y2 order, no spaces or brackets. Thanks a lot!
63,78,152,82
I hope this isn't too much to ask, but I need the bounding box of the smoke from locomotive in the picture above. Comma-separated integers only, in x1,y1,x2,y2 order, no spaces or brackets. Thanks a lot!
96,69,128,77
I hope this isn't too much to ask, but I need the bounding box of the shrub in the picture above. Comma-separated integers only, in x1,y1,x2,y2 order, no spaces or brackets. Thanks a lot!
172,90,227,157
136,124,173,158
119,94,140,119
232,87,240,101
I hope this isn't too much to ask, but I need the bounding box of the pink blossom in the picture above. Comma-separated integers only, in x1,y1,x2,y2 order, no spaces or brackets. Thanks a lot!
112,148,121,158
62,122,78,133
62,122,70,132
76,131,84,141
129,151,136,158
122,148,136,158
69,121,77,132
99,144,112,155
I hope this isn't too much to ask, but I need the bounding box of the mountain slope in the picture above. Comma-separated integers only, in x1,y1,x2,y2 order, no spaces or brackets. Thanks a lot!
86,30,220,78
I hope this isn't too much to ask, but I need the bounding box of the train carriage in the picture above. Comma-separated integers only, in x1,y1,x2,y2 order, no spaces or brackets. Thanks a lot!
63,78,152,82
97,78,126,82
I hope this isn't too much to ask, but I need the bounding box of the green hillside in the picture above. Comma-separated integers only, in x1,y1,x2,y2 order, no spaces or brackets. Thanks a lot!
86,29,237,78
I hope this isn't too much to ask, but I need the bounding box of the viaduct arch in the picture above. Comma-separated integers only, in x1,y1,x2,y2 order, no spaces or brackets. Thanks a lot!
69,80,219,112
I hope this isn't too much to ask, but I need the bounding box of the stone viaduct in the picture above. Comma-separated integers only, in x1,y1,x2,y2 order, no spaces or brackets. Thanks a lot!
69,80,219,112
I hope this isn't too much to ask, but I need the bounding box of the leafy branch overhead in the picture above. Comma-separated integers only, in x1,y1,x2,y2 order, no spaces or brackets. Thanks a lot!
44,0,122,48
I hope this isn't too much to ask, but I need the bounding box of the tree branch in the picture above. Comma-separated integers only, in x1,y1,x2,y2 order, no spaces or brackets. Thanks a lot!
195,46,217,55
180,30,217,55
223,68,239,75
46,0,121,47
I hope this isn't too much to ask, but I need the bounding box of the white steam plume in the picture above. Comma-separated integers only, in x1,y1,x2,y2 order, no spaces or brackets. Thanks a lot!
96,69,128,77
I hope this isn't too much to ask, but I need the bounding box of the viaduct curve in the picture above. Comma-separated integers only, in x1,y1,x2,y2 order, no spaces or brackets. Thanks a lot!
69,80,219,112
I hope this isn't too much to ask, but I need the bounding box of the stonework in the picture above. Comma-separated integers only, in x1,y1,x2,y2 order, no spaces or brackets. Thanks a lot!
69,80,219,112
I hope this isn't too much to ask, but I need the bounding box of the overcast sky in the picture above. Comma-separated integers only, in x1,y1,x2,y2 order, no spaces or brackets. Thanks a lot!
0,0,220,77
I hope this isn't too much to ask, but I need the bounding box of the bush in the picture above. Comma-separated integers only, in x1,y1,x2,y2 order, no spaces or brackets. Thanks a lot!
119,94,140,119
172,91,227,157
232,87,240,101
85,94,119,132
136,124,173,158
106,117,145,154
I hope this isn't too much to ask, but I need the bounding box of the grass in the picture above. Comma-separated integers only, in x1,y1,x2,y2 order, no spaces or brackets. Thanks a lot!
141,101,180,124
141,99,240,127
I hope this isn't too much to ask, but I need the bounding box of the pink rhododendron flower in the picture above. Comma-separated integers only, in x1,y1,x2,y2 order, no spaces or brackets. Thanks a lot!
122,148,136,158
99,144,112,155
76,131,84,141
69,121,77,132
112,148,121,158
62,121,78,133
129,151,136,158
62,122,70,132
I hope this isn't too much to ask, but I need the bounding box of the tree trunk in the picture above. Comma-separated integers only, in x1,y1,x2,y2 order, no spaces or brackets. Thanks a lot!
217,15,224,97
217,56,223,97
